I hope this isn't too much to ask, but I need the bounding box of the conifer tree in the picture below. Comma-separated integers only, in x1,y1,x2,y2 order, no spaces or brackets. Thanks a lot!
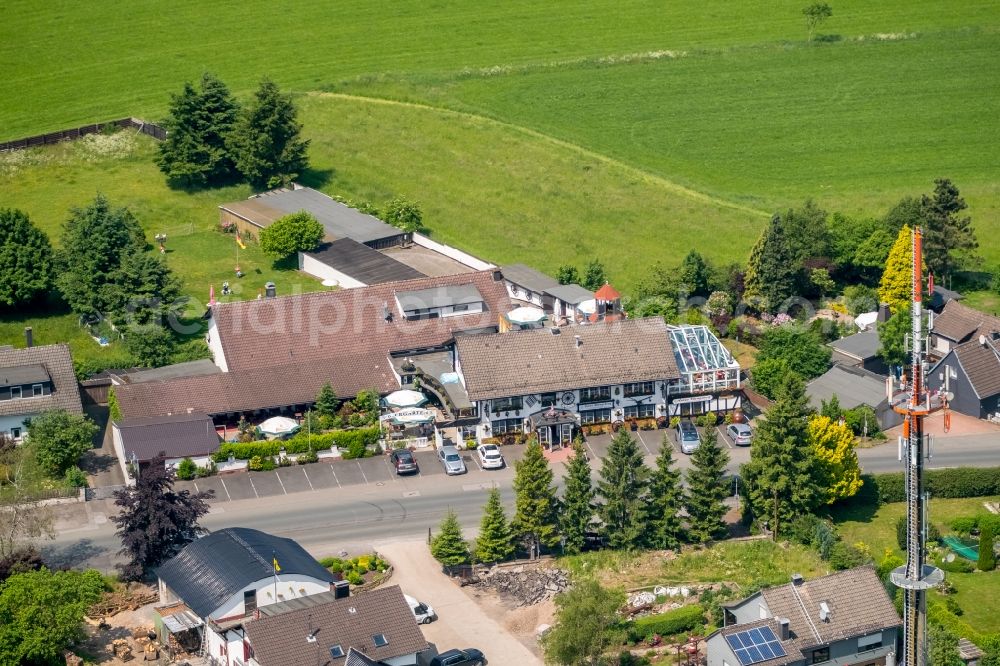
685,428,730,543
978,523,996,572
741,374,819,540
314,382,338,419
646,435,685,549
743,214,796,313
475,488,514,563
679,250,711,297
0,208,54,308
510,441,560,559
431,509,470,569
921,178,978,281
597,429,648,550
228,78,309,189
559,441,595,555
878,224,913,314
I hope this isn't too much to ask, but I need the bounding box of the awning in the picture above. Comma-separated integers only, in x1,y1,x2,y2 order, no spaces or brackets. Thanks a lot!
384,389,428,408
160,608,203,634
528,408,577,428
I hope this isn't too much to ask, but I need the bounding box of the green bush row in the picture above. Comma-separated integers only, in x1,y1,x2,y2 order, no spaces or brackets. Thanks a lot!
863,467,1000,505
628,604,704,643
212,427,380,462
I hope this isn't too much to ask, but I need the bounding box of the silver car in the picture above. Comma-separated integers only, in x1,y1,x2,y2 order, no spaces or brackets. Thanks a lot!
727,423,753,446
438,446,467,475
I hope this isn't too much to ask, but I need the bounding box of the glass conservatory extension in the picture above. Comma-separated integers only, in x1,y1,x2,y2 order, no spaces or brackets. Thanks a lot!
667,325,741,395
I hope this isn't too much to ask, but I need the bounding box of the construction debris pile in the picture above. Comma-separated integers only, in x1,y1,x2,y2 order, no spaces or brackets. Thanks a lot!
474,566,570,607
87,585,159,620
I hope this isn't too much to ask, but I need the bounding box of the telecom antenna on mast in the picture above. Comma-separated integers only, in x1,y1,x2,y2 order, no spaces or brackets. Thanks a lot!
888,226,947,666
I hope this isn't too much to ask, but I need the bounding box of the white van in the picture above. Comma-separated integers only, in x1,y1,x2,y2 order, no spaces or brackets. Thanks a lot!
404,594,436,624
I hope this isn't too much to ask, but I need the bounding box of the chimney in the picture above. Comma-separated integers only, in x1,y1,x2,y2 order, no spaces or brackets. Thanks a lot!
777,617,790,641
24,327,33,348
333,580,350,599
877,303,891,323
492,269,503,282
574,335,582,349
819,601,831,622
791,573,804,586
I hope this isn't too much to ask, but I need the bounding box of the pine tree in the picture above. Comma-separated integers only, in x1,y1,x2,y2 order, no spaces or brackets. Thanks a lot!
679,250,711,297
921,178,979,281
314,382,338,419
878,224,913,314
646,435,685,549
0,208,54,308
685,428,730,543
808,415,862,504
978,523,996,572
743,214,796,313
431,509,470,569
560,441,595,555
195,73,240,183
475,488,514,563
597,429,649,550
740,374,819,540
228,78,309,189
510,441,560,559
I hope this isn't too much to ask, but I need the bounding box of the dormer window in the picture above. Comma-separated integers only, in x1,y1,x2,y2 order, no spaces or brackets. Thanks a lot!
32,384,42,397
330,645,344,658
9,387,21,400
373,634,388,647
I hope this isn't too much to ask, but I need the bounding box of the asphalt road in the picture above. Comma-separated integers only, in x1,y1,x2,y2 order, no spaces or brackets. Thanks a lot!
43,432,1000,572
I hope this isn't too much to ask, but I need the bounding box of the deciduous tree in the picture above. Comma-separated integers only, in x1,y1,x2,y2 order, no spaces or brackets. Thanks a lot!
228,78,309,189
581,259,607,291
384,197,423,233
685,428,730,543
877,305,910,371
0,208,54,308
475,488,514,563
556,265,579,285
541,580,626,666
259,211,325,258
878,224,914,314
928,623,964,666
755,327,831,381
741,374,819,540
744,214,796,313
110,455,212,580
26,409,98,478
803,2,833,41
749,358,796,401
808,415,862,504
559,442,594,555
597,429,648,550
679,250,711,297
0,440,55,560
431,509,470,569
510,441,560,559
647,436,686,549
810,268,836,302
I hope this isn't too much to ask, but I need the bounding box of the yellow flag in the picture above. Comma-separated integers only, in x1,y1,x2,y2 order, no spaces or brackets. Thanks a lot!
273,557,281,572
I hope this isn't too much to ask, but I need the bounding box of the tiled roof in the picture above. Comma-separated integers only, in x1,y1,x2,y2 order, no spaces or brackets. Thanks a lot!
244,585,428,666
157,528,335,619
114,354,394,420
114,412,220,462
0,344,82,417
455,318,681,401
594,283,621,301
760,566,900,648
210,271,511,373
501,264,559,294
952,335,1000,398
933,300,1000,343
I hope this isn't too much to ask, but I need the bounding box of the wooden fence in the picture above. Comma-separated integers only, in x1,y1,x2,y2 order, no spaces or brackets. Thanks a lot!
0,117,166,152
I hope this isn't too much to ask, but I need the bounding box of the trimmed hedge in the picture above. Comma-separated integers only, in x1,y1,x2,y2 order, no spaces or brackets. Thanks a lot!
212,427,380,462
863,467,1000,505
628,604,704,642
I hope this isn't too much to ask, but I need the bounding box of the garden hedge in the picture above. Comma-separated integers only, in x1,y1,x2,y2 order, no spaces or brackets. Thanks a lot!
628,604,704,642
862,467,1000,505
213,427,380,462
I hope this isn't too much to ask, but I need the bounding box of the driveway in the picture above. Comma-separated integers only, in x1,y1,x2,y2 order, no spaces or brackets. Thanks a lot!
378,540,542,666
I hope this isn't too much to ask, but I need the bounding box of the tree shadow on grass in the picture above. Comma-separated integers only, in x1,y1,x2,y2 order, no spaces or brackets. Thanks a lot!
827,477,880,525
297,165,336,190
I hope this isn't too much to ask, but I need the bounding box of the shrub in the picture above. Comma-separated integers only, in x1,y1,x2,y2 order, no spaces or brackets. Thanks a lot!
318,557,343,569
828,541,869,570
212,427,380,461
951,516,978,535
934,553,974,574
296,450,318,464
864,467,1000,504
896,516,940,550
669,417,681,429
978,524,996,571
248,455,276,471
944,596,964,616
346,571,364,586
628,604,704,643
64,465,89,488
196,461,217,477
176,457,197,481
843,405,880,437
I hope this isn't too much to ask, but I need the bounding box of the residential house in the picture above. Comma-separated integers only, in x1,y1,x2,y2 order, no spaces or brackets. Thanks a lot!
502,263,560,309
111,412,221,484
543,283,595,322
806,365,902,431
243,584,431,666
0,342,83,441
708,566,900,666
155,527,338,663
929,285,963,314
927,331,1000,421
827,328,888,376
930,300,1000,361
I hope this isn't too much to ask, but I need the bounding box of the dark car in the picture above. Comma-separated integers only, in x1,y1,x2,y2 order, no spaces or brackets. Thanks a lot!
429,648,485,666
389,449,419,475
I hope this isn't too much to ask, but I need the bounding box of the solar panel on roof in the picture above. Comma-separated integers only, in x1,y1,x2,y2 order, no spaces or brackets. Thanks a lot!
725,626,787,666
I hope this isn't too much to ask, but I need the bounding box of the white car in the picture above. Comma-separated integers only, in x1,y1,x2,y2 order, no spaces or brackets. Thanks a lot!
404,594,436,624
477,443,505,469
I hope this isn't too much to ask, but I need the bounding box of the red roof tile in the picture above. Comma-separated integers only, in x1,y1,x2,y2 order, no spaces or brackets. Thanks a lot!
594,283,621,301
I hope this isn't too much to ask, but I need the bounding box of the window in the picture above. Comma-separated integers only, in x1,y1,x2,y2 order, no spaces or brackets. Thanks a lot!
579,386,611,403
330,645,345,658
32,384,43,397
580,408,611,424
452,304,469,312
9,387,21,400
540,392,558,408
810,647,830,664
492,418,522,434
493,397,523,412
624,382,655,397
243,589,256,616
373,634,388,647
10,428,21,441
624,404,656,419
858,633,884,652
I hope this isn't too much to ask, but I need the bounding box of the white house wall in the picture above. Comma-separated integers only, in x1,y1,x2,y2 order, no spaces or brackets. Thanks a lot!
0,413,31,440
206,317,229,373
505,282,545,307
298,252,367,290
210,575,332,622
110,424,135,487
411,233,495,271
478,382,669,429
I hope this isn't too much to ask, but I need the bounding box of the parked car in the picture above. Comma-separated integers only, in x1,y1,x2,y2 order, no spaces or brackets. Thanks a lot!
726,423,753,446
429,648,485,666
676,420,701,454
438,446,467,475
477,443,505,469
404,594,436,624
389,448,419,474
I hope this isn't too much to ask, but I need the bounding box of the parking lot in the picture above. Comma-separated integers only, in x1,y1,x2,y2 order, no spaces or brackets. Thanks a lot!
178,445,528,502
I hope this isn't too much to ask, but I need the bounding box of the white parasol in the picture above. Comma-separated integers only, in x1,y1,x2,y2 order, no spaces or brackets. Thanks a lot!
384,389,428,408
